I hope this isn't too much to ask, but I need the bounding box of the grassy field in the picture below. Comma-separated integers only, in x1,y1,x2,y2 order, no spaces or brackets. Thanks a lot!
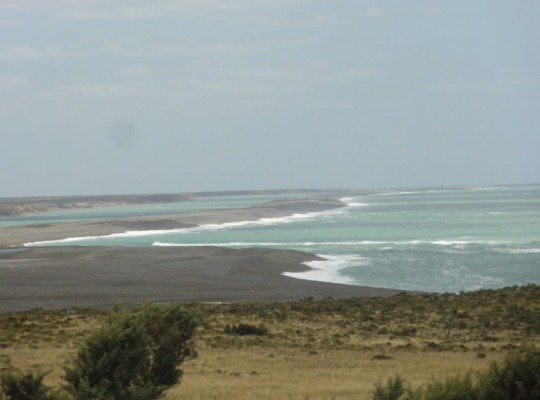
1,285,539,399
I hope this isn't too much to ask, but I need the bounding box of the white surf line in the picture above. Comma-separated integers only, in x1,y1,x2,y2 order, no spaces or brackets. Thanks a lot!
23,206,348,247
339,197,370,207
152,239,508,248
493,248,540,254
283,254,368,285
152,240,388,247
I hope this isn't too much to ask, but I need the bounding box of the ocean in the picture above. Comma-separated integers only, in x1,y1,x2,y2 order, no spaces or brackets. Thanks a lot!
16,185,540,293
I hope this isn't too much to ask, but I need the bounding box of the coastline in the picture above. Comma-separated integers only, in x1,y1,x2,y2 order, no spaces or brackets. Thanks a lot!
0,198,344,247
0,197,411,311
0,246,402,312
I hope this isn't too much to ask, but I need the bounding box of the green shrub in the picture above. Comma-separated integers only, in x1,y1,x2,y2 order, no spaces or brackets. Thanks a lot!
477,347,540,400
0,370,56,400
373,375,405,400
64,304,199,400
423,373,477,400
372,354,393,361
371,348,540,400
224,323,268,336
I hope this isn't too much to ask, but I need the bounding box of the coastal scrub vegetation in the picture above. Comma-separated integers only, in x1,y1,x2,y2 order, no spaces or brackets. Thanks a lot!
1,304,198,400
0,284,539,399
372,346,540,400
0,370,61,400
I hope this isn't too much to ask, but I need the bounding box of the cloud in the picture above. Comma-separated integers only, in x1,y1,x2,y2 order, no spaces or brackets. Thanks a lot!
308,7,387,25
174,64,388,100
0,0,86,12
58,6,171,21
503,68,540,87
363,7,387,18
336,69,387,81
14,0,312,21
119,65,151,77
42,82,146,97
0,45,64,61
432,70,540,97
421,8,443,16
187,78,282,96
105,42,254,58
1,0,310,23
432,79,481,94
0,17,26,27
0,73,32,88
103,36,314,60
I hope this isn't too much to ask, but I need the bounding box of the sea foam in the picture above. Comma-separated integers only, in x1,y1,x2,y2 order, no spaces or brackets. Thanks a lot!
339,197,370,207
150,239,507,248
152,240,389,247
494,248,540,254
283,254,368,285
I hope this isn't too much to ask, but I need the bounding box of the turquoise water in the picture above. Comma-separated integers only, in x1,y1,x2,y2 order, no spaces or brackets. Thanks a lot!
0,193,310,227
18,186,540,293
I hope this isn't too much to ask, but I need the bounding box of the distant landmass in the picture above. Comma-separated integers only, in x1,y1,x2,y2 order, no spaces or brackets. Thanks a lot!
0,189,325,217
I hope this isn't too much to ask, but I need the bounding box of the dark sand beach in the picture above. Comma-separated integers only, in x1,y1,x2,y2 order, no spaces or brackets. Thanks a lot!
0,198,403,312
0,246,401,312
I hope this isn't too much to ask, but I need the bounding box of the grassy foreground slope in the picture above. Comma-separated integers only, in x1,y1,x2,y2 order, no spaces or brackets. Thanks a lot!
1,285,539,399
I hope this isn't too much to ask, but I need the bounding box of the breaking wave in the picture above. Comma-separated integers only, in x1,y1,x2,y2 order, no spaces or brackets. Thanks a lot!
283,254,368,285
23,208,345,247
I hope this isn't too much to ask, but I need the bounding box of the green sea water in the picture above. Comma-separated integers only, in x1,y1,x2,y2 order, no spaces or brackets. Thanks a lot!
0,193,307,227
17,185,540,293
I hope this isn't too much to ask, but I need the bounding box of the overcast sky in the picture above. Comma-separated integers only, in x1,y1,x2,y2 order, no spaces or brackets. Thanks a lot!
1,1,539,197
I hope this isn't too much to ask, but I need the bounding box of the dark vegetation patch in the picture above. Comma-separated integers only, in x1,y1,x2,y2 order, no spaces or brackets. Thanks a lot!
1,284,539,354
373,347,540,400
224,323,268,336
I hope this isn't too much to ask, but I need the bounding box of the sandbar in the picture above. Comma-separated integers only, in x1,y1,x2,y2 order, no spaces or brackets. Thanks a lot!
0,199,344,247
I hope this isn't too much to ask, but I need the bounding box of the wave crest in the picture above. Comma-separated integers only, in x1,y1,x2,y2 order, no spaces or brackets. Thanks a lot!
283,254,368,285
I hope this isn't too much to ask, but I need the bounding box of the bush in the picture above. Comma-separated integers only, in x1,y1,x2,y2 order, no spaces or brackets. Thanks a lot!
372,354,393,361
423,374,477,400
371,347,540,400
373,375,405,400
224,323,268,336
0,371,57,400
477,346,540,400
64,304,199,400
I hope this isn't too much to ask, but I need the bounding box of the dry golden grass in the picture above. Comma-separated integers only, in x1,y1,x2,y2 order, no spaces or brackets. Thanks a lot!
168,346,505,400
1,285,539,399
2,343,505,400
0,308,105,388
1,348,70,387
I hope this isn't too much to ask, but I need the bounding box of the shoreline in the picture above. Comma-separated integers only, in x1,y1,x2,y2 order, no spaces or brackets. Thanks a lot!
0,198,344,248
0,197,414,312
0,246,403,313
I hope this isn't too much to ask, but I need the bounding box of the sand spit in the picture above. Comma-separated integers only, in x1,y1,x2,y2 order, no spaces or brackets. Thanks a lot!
0,198,344,247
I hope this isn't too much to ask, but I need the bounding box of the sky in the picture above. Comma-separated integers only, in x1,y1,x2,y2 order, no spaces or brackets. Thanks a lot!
1,0,539,197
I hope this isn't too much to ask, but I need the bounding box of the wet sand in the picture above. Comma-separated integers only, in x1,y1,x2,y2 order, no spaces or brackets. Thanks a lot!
0,198,406,312
0,246,402,312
